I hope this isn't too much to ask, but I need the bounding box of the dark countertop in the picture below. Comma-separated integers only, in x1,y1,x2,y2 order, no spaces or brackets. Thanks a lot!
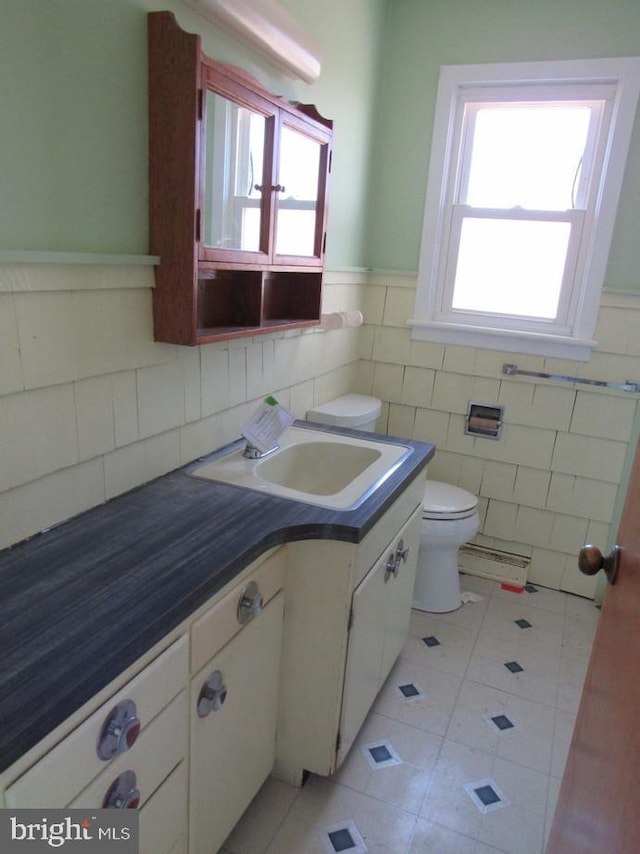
0,423,434,775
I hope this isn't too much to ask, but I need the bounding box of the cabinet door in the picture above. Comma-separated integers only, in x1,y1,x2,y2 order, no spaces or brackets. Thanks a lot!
337,547,396,765
189,592,284,854
199,77,275,266
337,507,422,767
380,509,421,684
272,115,331,266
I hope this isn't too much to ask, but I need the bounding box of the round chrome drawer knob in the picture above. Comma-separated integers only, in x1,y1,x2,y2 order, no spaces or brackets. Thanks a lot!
197,670,228,717
237,581,264,625
97,699,141,761
103,770,141,809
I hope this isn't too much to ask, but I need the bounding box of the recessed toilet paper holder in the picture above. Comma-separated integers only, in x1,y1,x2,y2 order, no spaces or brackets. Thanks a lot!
465,402,503,439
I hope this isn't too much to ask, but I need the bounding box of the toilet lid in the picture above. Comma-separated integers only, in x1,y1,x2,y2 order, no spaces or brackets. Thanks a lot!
423,481,477,516
307,394,382,427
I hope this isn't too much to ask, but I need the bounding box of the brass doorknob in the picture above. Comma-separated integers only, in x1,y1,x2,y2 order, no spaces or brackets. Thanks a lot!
578,544,620,585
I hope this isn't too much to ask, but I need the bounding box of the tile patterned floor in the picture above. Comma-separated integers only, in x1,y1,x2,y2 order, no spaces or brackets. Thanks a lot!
220,574,600,854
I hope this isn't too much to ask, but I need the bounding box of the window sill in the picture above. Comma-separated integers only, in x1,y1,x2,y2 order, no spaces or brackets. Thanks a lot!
408,318,596,361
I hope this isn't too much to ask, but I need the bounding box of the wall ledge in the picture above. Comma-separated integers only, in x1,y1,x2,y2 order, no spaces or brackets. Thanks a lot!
0,256,158,293
0,251,159,266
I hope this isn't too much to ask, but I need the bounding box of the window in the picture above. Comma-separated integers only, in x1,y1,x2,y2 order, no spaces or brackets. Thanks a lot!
410,58,640,359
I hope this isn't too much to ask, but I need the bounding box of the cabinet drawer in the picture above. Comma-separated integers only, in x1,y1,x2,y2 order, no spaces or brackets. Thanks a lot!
191,548,284,673
139,760,188,854
6,636,188,808
69,691,187,810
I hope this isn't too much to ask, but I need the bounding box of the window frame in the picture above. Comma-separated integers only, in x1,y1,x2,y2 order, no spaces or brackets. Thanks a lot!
410,57,640,360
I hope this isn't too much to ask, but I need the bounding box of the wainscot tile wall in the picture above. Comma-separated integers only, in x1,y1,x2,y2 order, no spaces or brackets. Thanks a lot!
0,264,364,551
3,262,638,599
356,273,640,597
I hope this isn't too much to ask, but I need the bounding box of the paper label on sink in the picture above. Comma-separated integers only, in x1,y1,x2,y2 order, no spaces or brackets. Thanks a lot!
242,397,295,453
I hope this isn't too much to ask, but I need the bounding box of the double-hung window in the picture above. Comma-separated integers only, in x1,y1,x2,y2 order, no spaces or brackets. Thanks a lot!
410,58,640,359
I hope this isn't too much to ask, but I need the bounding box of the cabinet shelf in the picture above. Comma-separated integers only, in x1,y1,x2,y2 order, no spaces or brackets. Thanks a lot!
148,12,333,346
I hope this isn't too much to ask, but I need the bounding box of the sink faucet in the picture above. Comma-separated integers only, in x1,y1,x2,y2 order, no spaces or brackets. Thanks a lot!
242,440,280,459
241,395,295,459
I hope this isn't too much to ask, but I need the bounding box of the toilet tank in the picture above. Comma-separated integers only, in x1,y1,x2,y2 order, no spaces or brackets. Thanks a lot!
307,394,382,432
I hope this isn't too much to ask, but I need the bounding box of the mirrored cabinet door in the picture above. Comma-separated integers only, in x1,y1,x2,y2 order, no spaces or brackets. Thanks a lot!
202,91,269,255
274,124,322,259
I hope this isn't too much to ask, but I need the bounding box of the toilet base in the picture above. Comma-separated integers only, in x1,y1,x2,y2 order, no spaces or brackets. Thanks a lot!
412,545,462,613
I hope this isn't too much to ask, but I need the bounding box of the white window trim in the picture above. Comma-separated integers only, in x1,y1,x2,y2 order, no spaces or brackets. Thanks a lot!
410,57,640,361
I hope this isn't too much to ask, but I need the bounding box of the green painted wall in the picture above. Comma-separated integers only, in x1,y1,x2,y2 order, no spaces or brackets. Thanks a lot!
0,0,386,268
367,0,640,290
3,1,638,279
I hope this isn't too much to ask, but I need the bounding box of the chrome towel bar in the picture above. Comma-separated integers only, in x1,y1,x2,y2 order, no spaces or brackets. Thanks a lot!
502,363,640,393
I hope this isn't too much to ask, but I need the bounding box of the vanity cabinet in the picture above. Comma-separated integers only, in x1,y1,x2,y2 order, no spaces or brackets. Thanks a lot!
274,474,425,785
148,11,333,345
0,547,286,854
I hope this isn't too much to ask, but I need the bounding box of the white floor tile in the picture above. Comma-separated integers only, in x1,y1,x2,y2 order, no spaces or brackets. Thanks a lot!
331,711,441,814
253,775,300,815
221,798,285,854
480,597,564,657
477,797,546,854
269,775,418,854
466,641,560,707
446,680,555,774
459,572,500,599
561,614,600,659
408,817,478,853
419,740,490,839
374,657,463,736
493,583,567,616
556,655,589,713
420,596,489,632
403,611,478,677
550,708,577,779
225,583,593,854
564,592,600,622
545,775,562,847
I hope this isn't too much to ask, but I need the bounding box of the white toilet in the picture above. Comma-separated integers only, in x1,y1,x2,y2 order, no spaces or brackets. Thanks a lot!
413,481,479,613
307,394,479,614
307,393,382,432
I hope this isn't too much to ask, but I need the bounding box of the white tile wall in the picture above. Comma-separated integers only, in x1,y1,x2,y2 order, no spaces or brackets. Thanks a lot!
75,375,117,461
0,265,366,550
360,275,640,597
3,265,638,598
0,293,22,396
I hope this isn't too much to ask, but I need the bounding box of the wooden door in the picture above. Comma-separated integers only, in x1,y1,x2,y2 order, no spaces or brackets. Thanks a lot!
547,438,640,853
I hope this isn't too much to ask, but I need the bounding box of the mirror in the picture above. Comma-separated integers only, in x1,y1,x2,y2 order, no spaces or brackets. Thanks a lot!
203,90,266,252
275,125,321,257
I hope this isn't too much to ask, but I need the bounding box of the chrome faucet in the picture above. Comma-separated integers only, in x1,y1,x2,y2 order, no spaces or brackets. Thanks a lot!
242,441,280,459
241,395,294,459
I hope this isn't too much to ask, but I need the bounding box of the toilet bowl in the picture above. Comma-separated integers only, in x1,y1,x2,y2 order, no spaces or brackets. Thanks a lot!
413,481,479,613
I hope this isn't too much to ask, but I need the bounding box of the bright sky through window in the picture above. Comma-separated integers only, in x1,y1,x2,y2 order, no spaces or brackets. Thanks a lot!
450,101,598,319
463,104,593,210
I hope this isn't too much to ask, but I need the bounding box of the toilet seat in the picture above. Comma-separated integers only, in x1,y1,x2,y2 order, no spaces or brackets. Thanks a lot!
422,481,478,521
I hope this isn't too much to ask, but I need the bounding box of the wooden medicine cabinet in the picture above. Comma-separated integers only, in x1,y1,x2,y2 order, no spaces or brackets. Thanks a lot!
148,11,333,345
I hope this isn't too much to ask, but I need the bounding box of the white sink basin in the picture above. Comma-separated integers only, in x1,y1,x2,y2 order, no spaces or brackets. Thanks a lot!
189,426,412,510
